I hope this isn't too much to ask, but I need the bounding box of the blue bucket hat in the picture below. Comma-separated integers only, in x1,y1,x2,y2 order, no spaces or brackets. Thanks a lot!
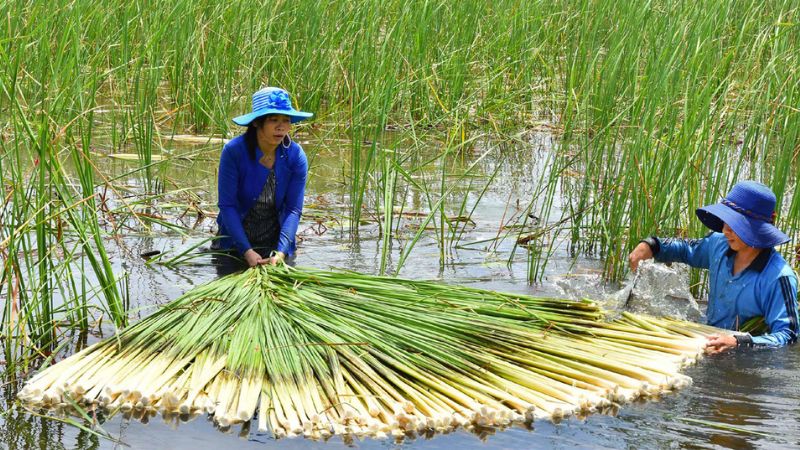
232,87,313,126
695,180,790,249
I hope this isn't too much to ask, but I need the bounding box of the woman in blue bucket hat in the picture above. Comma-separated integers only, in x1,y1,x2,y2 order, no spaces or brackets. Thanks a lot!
213,87,313,271
629,180,798,353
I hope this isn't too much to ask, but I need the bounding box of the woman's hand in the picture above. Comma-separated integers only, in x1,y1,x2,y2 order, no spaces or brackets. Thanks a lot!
244,249,267,267
628,242,654,271
705,334,738,354
268,251,285,265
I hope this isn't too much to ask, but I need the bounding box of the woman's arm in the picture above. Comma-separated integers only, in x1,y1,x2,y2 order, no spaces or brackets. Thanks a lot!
653,233,723,270
275,145,308,256
630,232,721,271
217,144,253,255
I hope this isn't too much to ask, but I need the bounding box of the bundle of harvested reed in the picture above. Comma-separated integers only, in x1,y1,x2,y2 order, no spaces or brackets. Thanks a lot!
19,265,717,439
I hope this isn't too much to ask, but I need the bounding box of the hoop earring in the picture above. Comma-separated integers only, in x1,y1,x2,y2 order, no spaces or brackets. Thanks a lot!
282,135,292,149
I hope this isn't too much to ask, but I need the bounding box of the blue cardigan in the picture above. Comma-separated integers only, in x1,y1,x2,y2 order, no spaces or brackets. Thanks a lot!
216,135,307,256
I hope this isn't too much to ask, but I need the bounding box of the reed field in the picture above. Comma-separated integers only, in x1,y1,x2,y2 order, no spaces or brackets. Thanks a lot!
1,0,799,443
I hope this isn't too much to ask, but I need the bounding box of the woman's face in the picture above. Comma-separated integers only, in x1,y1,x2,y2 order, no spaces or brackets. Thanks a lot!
722,222,749,252
257,114,292,148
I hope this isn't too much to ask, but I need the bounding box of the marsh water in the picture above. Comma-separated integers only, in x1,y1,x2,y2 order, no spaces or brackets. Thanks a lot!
2,131,798,449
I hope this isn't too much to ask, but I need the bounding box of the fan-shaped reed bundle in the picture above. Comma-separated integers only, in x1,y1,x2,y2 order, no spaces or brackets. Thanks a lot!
19,265,719,439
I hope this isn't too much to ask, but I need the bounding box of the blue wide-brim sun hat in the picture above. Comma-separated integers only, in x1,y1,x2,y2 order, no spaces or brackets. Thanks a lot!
232,87,313,126
695,180,790,249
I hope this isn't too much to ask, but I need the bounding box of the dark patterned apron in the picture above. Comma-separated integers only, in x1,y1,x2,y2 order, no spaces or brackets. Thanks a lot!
240,170,281,257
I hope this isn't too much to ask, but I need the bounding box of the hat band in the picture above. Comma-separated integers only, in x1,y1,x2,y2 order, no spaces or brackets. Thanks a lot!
721,198,774,223
253,99,291,112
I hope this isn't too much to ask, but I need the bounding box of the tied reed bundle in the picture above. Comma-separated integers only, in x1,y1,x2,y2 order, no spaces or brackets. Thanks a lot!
19,265,719,440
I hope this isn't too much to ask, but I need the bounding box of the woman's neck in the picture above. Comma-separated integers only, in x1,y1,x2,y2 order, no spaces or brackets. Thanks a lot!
733,246,761,275
255,137,277,168
257,136,277,156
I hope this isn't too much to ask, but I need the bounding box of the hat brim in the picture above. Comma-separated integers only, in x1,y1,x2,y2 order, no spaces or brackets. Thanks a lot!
696,203,790,249
232,108,313,126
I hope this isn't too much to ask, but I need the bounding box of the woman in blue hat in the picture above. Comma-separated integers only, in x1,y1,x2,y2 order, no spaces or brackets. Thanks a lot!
213,87,313,269
629,180,798,353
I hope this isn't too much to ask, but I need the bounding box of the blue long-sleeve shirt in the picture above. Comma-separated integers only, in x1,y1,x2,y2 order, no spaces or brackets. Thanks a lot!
653,232,799,347
216,135,307,256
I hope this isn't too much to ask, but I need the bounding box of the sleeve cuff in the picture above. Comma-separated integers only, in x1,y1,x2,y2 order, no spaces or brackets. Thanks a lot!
236,242,251,255
640,236,660,255
734,333,754,348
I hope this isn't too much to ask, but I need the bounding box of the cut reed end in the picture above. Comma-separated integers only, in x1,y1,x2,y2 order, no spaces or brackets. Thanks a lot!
129,390,143,402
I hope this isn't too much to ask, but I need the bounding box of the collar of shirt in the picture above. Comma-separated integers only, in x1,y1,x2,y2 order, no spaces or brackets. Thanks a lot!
724,247,773,273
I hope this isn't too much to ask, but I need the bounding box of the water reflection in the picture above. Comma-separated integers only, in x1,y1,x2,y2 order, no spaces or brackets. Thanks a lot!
683,348,800,449
1,382,100,450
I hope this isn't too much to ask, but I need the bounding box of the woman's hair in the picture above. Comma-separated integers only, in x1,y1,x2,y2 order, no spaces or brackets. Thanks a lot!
243,116,267,160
